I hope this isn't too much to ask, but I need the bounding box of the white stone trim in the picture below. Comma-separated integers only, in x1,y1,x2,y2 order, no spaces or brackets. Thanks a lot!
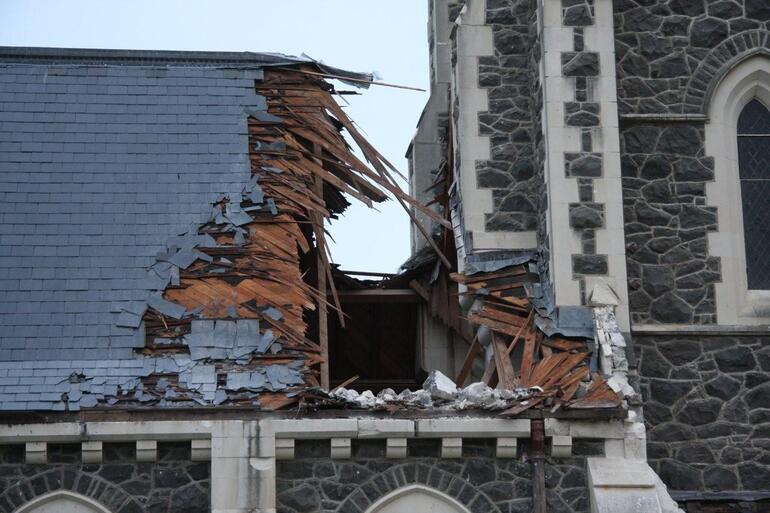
587,458,684,513
81,441,102,464
25,441,46,464
330,438,351,459
15,490,113,513
386,438,408,459
441,437,462,458
550,435,572,457
192,438,212,461
540,0,630,330
136,440,157,462
451,0,537,251
0,416,646,513
363,484,471,513
274,438,294,460
414,417,530,437
495,437,517,458
705,54,770,325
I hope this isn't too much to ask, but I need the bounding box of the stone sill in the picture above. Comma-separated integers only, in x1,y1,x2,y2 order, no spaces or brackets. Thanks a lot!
619,113,709,123
670,490,770,502
632,324,770,336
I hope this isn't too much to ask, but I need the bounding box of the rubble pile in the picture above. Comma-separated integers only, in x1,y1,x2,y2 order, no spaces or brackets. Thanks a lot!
329,371,541,412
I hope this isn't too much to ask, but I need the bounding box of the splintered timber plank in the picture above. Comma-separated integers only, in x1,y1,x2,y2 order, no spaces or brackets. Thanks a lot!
467,313,524,338
539,352,589,390
455,335,482,386
519,322,538,385
569,378,622,409
482,359,498,389
541,337,587,352
449,266,529,284
144,68,469,409
476,305,528,328
506,309,534,356
492,331,517,390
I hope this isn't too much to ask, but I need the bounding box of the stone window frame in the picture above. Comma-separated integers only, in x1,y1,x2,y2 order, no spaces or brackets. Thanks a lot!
15,490,113,513
705,55,770,325
364,484,471,513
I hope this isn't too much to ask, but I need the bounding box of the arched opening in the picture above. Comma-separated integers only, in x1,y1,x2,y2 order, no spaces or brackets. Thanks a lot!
736,98,770,290
704,54,770,324
14,491,113,513
364,485,472,513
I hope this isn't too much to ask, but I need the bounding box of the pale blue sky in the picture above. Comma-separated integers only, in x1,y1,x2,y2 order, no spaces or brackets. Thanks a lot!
0,0,429,272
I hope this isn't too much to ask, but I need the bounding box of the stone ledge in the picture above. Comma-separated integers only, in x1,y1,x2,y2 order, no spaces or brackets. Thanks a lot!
632,324,770,335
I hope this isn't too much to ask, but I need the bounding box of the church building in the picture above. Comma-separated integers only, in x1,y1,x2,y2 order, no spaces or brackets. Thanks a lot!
0,1,768,512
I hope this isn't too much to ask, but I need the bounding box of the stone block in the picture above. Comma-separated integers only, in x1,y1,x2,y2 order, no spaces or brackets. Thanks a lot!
25,441,46,464
386,438,408,459
570,202,605,229
330,438,351,459
275,438,294,460
81,440,103,463
573,254,609,275
357,419,414,438
588,457,656,487
192,438,212,461
416,418,530,437
551,435,573,457
591,487,662,513
496,437,518,458
441,437,462,459
562,52,600,76
136,440,157,462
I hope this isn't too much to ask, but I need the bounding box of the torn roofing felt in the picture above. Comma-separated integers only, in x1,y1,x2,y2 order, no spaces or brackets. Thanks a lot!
0,47,441,412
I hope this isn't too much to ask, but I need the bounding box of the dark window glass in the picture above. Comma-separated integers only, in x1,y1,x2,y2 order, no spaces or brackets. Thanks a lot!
737,99,770,289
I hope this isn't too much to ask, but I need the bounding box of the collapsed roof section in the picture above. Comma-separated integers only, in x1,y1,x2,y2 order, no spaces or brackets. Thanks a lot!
0,48,440,412
133,68,445,410
313,104,627,417
0,47,627,417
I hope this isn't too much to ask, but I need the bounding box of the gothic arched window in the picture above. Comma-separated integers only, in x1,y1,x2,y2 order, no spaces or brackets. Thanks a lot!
737,99,770,290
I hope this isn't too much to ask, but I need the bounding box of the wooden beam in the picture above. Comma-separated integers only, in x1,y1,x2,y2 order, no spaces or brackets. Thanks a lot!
337,289,421,303
492,331,518,390
455,335,481,386
312,145,329,391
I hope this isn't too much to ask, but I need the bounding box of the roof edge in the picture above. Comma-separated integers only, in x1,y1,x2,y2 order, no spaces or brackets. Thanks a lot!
0,46,374,86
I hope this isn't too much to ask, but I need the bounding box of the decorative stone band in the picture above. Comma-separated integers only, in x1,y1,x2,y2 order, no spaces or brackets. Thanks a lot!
560,33,608,297
0,416,650,513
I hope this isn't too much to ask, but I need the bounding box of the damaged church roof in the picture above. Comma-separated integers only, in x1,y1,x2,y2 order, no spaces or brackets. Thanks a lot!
0,46,437,412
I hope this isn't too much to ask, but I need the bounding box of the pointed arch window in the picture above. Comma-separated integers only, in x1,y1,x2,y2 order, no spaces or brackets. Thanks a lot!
737,99,770,290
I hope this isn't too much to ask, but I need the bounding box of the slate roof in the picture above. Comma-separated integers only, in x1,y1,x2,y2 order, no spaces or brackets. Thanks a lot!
0,47,370,411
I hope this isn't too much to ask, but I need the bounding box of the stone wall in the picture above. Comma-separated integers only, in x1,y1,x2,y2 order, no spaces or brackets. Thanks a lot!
527,0,551,278
615,2,770,324
478,0,541,233
621,122,720,324
0,442,209,513
276,438,604,513
613,0,770,115
635,334,770,496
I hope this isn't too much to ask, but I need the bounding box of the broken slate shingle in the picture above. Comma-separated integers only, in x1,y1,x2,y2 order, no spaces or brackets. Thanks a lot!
147,294,186,320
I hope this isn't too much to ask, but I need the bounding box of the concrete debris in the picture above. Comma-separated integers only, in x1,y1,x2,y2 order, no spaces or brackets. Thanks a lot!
329,379,539,412
594,306,636,401
423,370,457,400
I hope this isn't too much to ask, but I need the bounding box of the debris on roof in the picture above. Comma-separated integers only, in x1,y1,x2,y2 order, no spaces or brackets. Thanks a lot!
383,105,625,418
111,66,443,411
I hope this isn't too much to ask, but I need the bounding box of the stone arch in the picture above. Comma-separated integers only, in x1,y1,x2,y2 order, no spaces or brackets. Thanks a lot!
683,30,770,114
0,469,142,513
14,491,112,513
364,485,471,513
704,53,770,324
336,463,504,513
